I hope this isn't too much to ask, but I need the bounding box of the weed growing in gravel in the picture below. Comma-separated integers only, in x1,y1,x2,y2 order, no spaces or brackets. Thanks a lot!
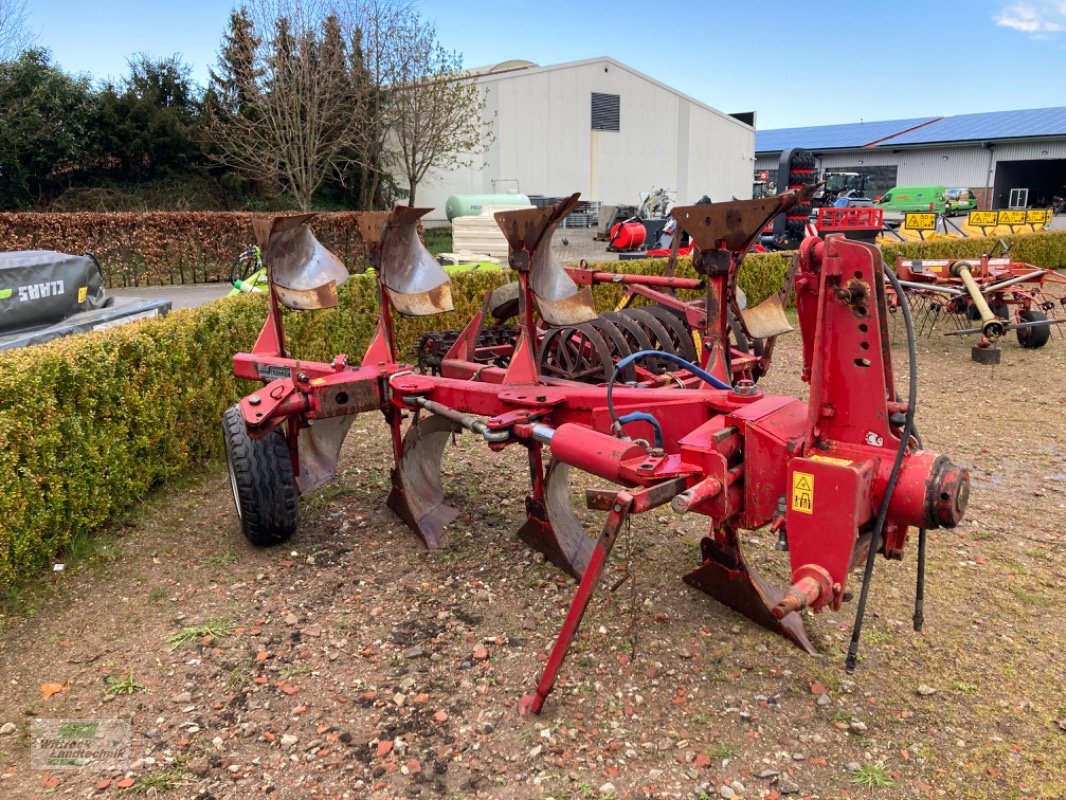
133,767,183,792
864,630,893,645
204,553,238,568
105,672,146,695
713,745,737,759
225,658,256,691
166,619,233,651
851,763,895,788
147,587,166,603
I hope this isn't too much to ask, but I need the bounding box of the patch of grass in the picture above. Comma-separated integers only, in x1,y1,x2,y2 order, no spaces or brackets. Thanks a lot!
166,618,233,651
864,630,892,645
1010,586,1050,607
105,672,146,695
204,552,238,568
953,681,977,693
147,587,167,603
713,744,737,759
226,658,256,691
851,763,895,789
133,767,183,793
279,664,311,677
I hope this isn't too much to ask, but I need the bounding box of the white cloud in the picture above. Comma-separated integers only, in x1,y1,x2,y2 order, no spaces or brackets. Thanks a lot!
995,2,1066,36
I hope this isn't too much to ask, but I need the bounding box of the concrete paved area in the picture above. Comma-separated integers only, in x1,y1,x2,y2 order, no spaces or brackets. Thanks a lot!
109,283,232,310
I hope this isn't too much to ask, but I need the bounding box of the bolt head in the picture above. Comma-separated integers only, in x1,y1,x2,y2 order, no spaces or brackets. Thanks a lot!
248,395,262,406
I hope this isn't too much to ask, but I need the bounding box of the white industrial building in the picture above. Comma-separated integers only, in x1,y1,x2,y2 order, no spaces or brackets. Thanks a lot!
754,108,1066,209
413,57,756,224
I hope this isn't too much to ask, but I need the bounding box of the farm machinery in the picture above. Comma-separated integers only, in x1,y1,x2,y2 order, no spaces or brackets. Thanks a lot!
223,191,970,715
887,249,1066,363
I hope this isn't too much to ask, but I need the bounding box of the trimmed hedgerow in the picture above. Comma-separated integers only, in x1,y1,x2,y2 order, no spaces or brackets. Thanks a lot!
2,229,1064,588
0,212,373,287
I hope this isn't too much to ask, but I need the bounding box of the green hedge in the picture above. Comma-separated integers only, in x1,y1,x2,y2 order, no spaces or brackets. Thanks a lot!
2,228,1064,588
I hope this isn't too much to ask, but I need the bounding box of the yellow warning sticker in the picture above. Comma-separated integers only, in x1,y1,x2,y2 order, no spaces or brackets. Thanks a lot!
791,471,814,514
78,286,88,303
809,454,853,467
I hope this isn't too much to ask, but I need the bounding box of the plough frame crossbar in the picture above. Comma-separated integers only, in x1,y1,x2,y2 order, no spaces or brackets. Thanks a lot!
226,198,970,715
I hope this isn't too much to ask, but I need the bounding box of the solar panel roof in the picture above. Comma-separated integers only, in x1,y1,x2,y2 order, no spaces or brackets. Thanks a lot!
884,107,1066,144
755,117,938,153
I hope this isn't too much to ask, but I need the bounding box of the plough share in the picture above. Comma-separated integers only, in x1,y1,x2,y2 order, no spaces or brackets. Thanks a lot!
223,191,970,715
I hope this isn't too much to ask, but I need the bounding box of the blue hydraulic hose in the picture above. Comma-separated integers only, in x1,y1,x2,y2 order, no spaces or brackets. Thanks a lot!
614,349,732,391
606,349,733,448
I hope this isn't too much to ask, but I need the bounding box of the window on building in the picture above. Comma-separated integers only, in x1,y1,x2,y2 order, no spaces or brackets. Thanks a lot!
591,93,620,132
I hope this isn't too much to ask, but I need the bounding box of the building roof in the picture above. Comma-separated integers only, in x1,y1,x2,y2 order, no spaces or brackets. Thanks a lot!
757,106,1066,153
755,117,938,153
469,56,752,130
885,106,1066,145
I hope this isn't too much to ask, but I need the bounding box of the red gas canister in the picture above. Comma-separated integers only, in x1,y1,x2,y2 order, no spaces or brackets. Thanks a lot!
609,221,647,250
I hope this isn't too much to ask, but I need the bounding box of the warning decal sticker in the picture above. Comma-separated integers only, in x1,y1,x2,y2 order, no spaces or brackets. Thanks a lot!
791,471,814,514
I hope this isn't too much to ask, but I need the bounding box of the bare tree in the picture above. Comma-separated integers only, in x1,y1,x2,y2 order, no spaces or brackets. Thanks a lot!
388,35,493,207
206,0,492,210
0,0,33,60
206,2,369,210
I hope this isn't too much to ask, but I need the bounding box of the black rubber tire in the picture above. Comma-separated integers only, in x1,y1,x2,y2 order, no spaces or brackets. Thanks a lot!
222,405,299,546
488,281,520,321
1017,309,1051,349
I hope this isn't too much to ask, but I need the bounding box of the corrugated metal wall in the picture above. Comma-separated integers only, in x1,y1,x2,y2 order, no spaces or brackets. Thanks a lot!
756,138,1066,198
414,59,755,223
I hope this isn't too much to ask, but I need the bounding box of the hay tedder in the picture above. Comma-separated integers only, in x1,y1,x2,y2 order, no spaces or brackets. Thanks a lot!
223,191,970,715
887,249,1066,363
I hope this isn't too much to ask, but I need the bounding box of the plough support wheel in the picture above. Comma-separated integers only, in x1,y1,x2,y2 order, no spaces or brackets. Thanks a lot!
387,413,461,548
221,405,299,546
683,536,815,653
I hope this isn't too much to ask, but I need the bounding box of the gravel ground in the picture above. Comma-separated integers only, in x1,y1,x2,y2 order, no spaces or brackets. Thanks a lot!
1,283,1065,800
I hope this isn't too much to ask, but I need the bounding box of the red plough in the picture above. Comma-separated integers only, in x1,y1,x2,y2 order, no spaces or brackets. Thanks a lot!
223,189,970,715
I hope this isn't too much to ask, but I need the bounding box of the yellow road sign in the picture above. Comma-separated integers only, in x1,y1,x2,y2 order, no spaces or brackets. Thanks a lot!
998,210,1026,225
905,212,937,231
968,211,998,226
1026,209,1050,224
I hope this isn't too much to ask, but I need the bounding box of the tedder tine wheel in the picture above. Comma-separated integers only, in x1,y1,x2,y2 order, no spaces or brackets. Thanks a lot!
1017,309,1051,349
221,405,299,546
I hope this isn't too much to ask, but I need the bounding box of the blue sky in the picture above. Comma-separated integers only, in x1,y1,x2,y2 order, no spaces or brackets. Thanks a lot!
21,0,1066,129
